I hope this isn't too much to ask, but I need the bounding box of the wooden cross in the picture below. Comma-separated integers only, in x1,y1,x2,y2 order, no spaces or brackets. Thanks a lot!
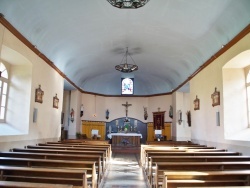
122,101,132,117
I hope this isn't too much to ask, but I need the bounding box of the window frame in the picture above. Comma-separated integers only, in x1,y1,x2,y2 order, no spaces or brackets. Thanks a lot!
0,62,9,123
245,66,250,128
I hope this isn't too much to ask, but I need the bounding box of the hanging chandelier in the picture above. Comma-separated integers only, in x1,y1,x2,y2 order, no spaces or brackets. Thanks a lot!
115,47,138,73
107,0,150,9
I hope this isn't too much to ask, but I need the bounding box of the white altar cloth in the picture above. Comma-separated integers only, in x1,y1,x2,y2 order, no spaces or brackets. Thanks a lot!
107,133,142,139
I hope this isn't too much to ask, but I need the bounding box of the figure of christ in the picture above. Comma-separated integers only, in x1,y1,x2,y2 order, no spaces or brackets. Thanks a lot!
122,101,132,117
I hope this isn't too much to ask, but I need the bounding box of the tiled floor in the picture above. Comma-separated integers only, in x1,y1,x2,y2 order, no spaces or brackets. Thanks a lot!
101,152,149,188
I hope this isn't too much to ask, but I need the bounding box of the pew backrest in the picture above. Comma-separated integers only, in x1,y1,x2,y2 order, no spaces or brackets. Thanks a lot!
0,180,73,188
0,157,97,188
0,165,88,188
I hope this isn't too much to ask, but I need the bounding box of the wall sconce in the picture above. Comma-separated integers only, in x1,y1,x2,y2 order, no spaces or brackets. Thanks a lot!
106,109,109,120
178,110,182,125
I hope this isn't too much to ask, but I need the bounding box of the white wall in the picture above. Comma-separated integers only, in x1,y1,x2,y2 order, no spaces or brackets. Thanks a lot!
190,32,250,155
62,90,70,129
67,90,82,138
0,24,64,151
80,94,172,123
171,92,191,141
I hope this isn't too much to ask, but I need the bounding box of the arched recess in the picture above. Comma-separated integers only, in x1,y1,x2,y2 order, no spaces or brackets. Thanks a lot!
222,50,250,141
106,117,147,144
0,45,32,135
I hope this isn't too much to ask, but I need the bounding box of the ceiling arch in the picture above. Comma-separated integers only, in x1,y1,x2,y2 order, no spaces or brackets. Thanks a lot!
0,0,250,95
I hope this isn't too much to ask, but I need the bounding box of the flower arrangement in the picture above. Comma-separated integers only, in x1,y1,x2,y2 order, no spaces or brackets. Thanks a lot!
76,132,82,139
124,123,129,133
121,138,129,145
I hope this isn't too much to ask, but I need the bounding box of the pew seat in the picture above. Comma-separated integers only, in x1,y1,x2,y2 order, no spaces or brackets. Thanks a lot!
0,152,103,183
11,148,107,171
0,157,97,188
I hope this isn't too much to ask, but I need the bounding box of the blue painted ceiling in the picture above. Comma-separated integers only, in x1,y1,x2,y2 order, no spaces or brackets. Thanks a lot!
0,0,250,95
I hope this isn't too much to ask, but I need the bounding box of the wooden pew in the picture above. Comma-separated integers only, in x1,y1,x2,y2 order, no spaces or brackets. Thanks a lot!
141,145,215,163
149,155,250,163
11,148,107,171
146,141,195,146
0,157,97,188
38,143,112,160
178,187,250,188
140,144,225,168
60,140,110,145
0,152,103,185
143,151,241,176
25,145,110,165
0,165,87,188
0,180,73,188
154,161,250,188
140,151,241,172
147,155,250,182
162,170,250,188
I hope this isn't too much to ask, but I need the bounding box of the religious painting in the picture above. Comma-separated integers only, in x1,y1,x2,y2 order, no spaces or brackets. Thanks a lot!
211,87,220,107
153,111,165,129
35,85,44,103
53,94,59,109
194,95,200,110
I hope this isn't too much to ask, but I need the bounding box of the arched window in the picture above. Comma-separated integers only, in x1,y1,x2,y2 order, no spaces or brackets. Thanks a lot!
0,62,8,121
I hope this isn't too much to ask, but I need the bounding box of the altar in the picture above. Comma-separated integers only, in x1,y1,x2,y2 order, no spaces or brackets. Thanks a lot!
107,133,142,147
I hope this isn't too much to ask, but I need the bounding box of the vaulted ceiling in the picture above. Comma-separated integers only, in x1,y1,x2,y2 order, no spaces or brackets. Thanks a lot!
0,0,250,96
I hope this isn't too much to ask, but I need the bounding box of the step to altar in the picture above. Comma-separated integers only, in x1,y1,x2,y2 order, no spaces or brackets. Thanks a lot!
111,146,141,154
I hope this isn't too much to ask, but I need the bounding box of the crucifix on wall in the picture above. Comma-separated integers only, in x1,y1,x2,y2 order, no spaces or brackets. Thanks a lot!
122,101,132,117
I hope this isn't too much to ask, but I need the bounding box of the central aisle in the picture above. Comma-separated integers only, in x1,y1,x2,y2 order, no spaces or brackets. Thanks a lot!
101,153,149,188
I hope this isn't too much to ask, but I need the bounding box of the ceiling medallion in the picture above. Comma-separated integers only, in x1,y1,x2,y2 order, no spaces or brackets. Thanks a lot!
107,0,150,9
115,47,138,73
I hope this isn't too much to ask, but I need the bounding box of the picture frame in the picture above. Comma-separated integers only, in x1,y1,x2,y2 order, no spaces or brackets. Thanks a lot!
35,85,44,103
211,87,220,107
194,95,200,110
53,94,59,109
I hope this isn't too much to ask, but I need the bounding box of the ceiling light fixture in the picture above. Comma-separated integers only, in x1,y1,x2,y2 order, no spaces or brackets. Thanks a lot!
115,47,138,73
107,0,150,9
